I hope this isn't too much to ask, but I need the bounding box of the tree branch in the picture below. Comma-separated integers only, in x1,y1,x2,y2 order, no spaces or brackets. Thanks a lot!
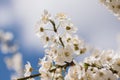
17,73,41,80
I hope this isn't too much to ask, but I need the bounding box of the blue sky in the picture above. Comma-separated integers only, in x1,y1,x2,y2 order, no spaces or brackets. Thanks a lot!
0,0,120,80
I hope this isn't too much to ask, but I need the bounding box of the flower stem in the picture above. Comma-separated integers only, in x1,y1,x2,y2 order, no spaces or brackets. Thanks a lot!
49,19,57,32
49,19,65,47
59,37,65,47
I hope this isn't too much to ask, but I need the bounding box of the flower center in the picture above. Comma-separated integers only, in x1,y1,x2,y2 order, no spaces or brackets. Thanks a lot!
64,52,70,57
29,67,33,72
66,26,71,30
40,27,44,32
46,36,49,41
117,5,120,9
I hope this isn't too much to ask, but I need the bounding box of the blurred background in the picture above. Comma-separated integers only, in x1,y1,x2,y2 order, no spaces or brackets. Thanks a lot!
0,0,120,80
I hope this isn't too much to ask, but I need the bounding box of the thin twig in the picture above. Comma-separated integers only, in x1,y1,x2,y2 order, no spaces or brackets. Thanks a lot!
59,37,65,47
49,19,57,32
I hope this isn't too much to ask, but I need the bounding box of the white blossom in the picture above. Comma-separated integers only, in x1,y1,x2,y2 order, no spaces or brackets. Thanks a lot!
53,48,66,65
65,63,81,80
93,68,117,80
39,70,53,80
35,22,45,38
55,13,67,21
99,50,114,64
39,56,52,71
24,61,33,77
63,45,74,63
100,0,120,20
111,53,120,77
41,10,51,24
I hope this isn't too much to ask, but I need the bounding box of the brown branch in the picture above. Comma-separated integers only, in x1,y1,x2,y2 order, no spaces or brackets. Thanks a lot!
17,73,41,80
17,61,75,80
49,61,75,72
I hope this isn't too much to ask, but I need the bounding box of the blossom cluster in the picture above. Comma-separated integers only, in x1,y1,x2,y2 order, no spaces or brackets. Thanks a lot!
0,30,23,80
35,10,87,64
24,10,86,80
64,47,120,79
100,0,120,19
22,10,120,80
